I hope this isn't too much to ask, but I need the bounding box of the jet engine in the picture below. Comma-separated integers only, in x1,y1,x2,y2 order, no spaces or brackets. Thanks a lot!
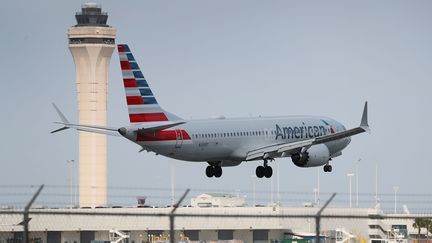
291,144,330,167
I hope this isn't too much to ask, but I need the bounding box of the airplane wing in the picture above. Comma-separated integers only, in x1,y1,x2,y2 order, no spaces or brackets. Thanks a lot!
245,102,369,161
51,103,186,136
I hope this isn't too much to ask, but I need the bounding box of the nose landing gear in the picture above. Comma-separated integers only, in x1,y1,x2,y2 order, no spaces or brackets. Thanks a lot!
323,164,332,172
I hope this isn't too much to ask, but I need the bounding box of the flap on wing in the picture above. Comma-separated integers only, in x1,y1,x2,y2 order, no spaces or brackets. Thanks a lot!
246,139,314,161
314,127,365,144
277,139,315,153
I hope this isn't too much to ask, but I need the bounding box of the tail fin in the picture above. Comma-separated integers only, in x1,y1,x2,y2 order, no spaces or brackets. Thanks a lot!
118,44,180,123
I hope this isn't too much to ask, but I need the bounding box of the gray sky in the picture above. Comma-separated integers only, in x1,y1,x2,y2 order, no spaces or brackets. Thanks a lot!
1,1,431,210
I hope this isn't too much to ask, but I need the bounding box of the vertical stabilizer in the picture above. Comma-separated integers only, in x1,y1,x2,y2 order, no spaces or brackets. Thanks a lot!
118,44,179,123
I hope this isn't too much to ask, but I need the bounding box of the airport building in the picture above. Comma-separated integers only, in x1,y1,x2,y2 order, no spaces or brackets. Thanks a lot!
0,194,427,243
191,193,247,208
67,3,116,208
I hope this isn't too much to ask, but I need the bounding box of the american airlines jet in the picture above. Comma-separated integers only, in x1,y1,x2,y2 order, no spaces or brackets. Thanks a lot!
53,44,370,178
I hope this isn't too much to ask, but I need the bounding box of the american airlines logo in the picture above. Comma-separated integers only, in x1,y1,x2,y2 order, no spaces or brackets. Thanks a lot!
275,123,330,140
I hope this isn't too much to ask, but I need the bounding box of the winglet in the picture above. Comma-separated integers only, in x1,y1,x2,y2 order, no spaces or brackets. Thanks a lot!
52,103,70,124
51,103,70,133
360,101,370,133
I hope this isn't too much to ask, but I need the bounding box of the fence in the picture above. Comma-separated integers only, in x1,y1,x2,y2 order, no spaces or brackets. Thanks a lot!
0,186,431,243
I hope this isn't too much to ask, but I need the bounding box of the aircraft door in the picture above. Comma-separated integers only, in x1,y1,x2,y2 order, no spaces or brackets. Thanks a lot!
175,130,183,148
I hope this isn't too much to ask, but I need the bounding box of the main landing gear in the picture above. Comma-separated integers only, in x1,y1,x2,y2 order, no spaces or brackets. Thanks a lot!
256,160,273,178
206,164,222,178
323,164,332,172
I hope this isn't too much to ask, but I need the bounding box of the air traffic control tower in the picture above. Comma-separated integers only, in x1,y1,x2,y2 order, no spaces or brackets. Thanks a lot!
68,3,116,207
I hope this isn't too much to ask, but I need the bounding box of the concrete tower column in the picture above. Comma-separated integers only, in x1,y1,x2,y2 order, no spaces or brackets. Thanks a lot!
67,3,116,207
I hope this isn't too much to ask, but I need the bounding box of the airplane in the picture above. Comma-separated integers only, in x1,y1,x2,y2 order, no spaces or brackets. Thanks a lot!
52,44,370,178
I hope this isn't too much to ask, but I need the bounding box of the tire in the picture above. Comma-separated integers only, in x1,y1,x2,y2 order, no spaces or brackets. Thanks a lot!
327,165,332,172
323,165,328,172
205,166,214,177
256,166,265,178
264,166,273,178
214,166,222,178
291,153,301,163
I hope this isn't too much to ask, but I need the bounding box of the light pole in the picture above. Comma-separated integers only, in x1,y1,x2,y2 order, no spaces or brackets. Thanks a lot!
277,162,280,205
66,159,75,209
356,159,361,207
171,165,175,207
393,186,399,214
251,175,256,206
375,163,379,207
347,173,354,208
317,167,320,206
313,188,318,205
270,175,274,204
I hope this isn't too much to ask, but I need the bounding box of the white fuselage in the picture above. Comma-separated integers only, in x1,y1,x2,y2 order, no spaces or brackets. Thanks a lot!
122,115,351,166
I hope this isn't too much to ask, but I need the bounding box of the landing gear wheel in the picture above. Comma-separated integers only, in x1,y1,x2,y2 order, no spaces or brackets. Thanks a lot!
264,166,273,178
206,166,214,177
214,166,222,178
256,166,265,178
323,165,333,172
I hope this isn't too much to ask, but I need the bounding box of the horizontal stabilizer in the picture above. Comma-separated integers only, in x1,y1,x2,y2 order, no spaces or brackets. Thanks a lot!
51,103,121,136
50,126,70,134
52,121,121,136
51,103,186,136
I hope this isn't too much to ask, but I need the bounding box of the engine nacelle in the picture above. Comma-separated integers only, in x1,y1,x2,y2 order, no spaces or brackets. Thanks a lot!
291,144,330,167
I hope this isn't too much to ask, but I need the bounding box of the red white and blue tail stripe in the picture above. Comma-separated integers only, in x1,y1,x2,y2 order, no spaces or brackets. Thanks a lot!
118,44,170,123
